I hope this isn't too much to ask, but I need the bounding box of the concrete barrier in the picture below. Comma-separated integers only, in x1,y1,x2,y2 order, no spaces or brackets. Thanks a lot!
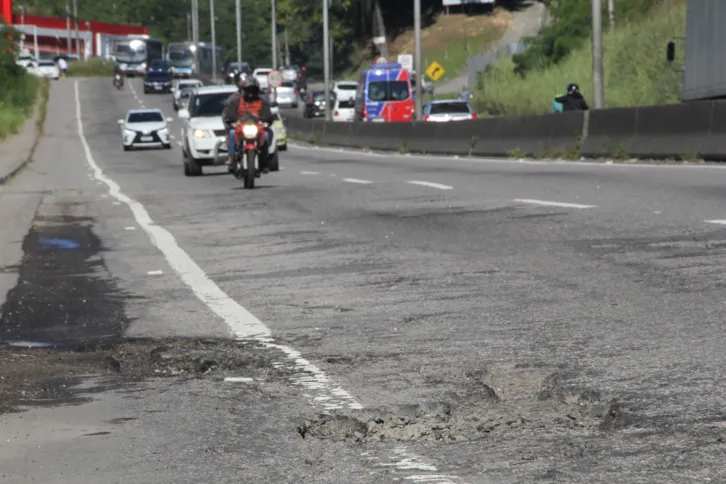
283,101,726,162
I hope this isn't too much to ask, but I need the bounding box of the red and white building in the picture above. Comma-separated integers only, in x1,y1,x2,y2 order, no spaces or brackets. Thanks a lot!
1,0,147,58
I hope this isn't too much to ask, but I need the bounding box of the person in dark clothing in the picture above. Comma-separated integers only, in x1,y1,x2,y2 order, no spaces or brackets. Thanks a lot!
554,83,589,111
222,72,274,172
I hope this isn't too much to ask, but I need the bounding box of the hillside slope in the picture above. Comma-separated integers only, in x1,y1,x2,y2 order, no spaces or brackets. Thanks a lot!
475,0,686,115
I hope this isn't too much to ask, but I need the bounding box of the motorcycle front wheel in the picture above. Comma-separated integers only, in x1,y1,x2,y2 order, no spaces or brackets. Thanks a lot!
244,150,256,189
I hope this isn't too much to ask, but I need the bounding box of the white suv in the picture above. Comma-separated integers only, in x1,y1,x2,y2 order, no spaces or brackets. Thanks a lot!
333,81,358,102
178,85,237,176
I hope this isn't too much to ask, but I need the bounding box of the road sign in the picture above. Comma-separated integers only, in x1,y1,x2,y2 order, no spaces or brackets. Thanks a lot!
397,54,413,73
268,69,282,88
425,61,445,82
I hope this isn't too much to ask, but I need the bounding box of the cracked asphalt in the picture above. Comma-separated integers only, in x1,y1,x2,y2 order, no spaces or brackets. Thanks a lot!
1,78,726,483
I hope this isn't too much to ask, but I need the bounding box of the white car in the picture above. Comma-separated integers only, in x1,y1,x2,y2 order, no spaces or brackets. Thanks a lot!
422,100,477,122
333,98,355,122
35,60,60,79
118,108,173,151
178,85,280,176
178,85,238,176
253,68,272,91
173,79,203,109
333,81,358,102
15,54,36,69
273,80,298,108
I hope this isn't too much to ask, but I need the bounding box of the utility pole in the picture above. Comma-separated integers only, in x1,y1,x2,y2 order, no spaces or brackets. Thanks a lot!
323,0,331,121
191,0,199,75
271,0,277,68
72,0,79,58
591,0,604,109
66,1,71,55
187,12,191,42
414,0,422,121
210,0,217,80
284,30,290,66
235,0,242,63
608,0,614,29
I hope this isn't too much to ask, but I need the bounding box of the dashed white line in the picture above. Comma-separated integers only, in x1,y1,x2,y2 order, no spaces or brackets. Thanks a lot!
407,180,453,190
513,198,596,209
224,377,255,383
74,80,465,484
343,178,372,184
705,220,726,225
124,226,136,231
147,270,164,275
300,170,320,175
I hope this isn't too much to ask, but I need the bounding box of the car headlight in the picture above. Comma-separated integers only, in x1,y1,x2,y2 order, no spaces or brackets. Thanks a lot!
124,129,135,138
242,123,259,139
192,129,210,138
158,128,169,137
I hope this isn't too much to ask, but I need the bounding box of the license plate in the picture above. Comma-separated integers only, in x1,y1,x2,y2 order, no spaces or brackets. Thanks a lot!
371,118,385,123
141,136,153,142
154,85,162,90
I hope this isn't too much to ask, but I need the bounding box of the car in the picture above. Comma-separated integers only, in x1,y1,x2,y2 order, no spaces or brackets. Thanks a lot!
303,90,336,118
173,79,203,109
176,88,194,111
144,59,173,94
332,98,355,122
270,106,287,151
253,67,272,91
422,100,477,122
118,108,173,151
35,60,60,80
333,81,358,102
177,85,238,176
273,80,298,108
224,62,252,84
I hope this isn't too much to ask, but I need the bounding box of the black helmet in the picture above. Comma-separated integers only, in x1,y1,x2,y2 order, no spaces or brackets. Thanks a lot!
566,83,580,95
242,75,260,98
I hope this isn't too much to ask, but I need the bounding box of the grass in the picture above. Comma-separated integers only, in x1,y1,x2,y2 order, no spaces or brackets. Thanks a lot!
474,0,686,116
341,9,509,83
0,70,39,141
66,58,116,77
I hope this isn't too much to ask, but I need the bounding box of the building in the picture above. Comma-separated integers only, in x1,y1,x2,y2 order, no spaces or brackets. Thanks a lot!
0,0,147,59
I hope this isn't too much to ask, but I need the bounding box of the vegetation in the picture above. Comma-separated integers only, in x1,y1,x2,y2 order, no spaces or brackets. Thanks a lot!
0,24,40,140
474,0,686,116
66,58,116,77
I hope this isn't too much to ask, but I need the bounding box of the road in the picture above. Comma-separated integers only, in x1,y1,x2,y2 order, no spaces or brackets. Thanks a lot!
1,77,726,483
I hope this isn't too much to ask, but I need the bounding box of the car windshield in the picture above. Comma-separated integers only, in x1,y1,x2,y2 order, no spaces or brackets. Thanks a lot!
18,56,33,61
180,89,193,98
128,111,164,123
367,81,410,101
429,102,471,114
151,60,170,69
337,99,355,109
39,61,55,67
281,81,295,88
255,70,271,75
312,92,335,103
337,83,357,90
190,92,231,117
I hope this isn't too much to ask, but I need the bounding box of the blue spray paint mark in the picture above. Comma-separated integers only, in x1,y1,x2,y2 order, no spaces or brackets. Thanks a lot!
38,237,81,249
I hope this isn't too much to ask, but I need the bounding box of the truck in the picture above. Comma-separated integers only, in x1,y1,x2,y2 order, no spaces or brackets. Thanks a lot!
678,0,726,101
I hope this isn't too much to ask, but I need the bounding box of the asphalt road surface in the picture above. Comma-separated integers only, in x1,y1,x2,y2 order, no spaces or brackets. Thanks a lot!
1,77,726,483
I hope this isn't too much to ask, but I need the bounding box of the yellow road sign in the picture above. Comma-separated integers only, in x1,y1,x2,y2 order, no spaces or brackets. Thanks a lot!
425,61,445,81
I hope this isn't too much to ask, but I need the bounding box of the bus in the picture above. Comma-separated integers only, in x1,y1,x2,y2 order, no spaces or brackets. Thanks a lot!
114,36,165,77
167,42,195,78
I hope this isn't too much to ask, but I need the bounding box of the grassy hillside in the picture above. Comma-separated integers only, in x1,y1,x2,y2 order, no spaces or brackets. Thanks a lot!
474,0,686,116
0,30,40,140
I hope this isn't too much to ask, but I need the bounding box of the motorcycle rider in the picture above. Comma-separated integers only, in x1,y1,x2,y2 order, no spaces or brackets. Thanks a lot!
553,83,589,111
113,64,124,88
222,72,274,173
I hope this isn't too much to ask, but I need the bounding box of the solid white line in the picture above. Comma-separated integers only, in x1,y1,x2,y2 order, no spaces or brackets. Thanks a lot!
224,377,255,383
704,220,726,225
74,80,463,482
407,180,453,190
513,198,596,209
343,178,372,184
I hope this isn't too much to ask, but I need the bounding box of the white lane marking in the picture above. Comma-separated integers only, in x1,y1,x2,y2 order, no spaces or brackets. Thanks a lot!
224,377,255,383
147,270,164,275
300,170,320,175
74,80,462,483
513,198,596,209
705,220,726,225
407,180,453,190
343,178,372,184
124,226,136,231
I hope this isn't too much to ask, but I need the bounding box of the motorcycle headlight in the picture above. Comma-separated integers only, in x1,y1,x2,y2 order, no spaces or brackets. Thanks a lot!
193,129,210,138
242,123,259,139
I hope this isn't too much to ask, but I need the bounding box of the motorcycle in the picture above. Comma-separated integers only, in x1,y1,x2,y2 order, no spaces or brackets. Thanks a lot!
113,73,124,90
233,113,270,189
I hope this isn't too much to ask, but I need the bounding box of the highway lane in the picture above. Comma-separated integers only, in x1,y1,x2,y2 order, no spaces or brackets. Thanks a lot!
2,77,726,483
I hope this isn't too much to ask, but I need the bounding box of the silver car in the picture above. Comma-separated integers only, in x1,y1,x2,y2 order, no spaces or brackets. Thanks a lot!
422,100,477,122
273,81,299,108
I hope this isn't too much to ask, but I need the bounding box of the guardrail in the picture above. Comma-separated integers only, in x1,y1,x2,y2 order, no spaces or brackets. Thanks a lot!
282,100,726,161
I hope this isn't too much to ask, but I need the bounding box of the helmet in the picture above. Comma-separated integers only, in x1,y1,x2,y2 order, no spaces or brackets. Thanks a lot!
242,75,260,99
566,83,580,95
234,69,247,87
